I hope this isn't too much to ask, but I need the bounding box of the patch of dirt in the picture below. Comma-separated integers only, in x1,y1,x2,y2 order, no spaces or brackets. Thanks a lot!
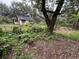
22,40,79,59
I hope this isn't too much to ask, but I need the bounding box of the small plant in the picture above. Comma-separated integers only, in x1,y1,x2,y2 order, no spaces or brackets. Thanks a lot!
68,32,79,41
13,27,22,34
31,26,43,32
19,55,33,59
0,28,4,36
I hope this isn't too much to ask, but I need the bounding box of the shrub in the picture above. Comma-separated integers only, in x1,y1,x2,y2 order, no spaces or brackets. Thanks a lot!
21,22,46,33
21,24,32,32
13,27,22,34
0,16,12,24
0,28,4,36
57,18,73,27
31,26,43,32
68,32,79,41
26,25,45,33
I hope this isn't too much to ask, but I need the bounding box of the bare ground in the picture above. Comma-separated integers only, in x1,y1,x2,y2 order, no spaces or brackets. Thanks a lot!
21,27,79,59
22,40,79,59
7,27,79,59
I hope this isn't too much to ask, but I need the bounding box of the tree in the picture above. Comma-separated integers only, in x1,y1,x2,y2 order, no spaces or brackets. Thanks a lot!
10,1,31,24
0,2,9,16
73,9,79,29
10,1,29,16
33,0,64,33
63,0,79,29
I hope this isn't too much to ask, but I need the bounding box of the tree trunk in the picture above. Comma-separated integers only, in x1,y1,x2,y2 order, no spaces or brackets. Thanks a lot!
50,0,64,33
41,0,64,33
50,15,57,33
41,0,51,33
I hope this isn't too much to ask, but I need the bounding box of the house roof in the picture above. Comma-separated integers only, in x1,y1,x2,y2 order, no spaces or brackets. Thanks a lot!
18,16,26,20
12,14,33,21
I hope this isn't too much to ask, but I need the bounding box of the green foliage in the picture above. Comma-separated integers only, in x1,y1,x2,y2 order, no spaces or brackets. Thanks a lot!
10,1,31,17
0,16,12,24
28,24,44,33
0,28,3,36
56,12,79,27
68,32,79,41
21,55,33,59
21,22,46,33
1,23,79,58
56,31,79,41
0,32,16,58
57,17,74,27
13,27,22,34
0,2,9,16
57,17,76,27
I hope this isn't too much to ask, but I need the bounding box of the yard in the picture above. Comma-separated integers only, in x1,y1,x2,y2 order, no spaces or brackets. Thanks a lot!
0,23,79,59
0,24,19,32
0,0,79,59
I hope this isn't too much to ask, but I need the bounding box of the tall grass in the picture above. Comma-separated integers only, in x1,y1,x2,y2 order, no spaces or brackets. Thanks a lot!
67,32,79,41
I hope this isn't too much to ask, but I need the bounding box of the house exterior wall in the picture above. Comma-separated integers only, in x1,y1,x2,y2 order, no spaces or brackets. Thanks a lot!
12,14,33,25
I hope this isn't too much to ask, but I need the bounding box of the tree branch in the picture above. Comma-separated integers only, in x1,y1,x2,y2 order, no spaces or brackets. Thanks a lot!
54,0,64,15
41,0,50,26
46,10,54,13
46,10,61,15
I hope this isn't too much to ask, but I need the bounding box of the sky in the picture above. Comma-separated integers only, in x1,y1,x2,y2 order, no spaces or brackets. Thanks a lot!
0,0,57,11
0,0,22,6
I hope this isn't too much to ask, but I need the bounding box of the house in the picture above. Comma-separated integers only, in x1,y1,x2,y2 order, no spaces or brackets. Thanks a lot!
12,14,33,25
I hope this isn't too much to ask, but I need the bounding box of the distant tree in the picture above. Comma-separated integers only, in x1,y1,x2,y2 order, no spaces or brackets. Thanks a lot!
63,0,79,29
10,1,29,16
10,1,31,24
0,2,9,16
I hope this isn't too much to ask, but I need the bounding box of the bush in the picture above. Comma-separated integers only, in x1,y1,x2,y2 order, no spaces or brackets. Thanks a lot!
13,27,22,34
21,23,32,32
68,32,79,41
0,28,4,36
57,19,73,27
31,25,43,32
0,16,12,24
21,22,46,33
56,14,79,27
27,24,46,33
